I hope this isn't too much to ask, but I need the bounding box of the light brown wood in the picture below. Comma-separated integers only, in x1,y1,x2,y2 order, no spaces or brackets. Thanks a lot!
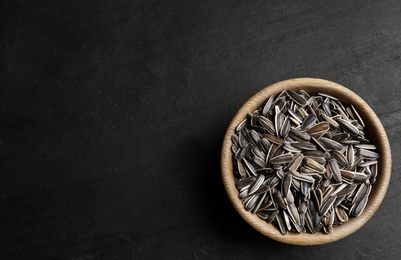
221,78,392,245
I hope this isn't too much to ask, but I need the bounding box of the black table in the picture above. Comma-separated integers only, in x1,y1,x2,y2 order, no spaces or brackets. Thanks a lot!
2,0,401,258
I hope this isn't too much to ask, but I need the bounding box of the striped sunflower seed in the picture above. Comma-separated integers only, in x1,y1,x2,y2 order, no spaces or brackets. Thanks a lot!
231,90,379,235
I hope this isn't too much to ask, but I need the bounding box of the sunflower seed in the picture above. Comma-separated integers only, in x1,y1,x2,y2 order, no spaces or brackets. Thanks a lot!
289,128,311,141
350,195,368,217
331,133,349,142
307,122,330,136
288,153,304,173
252,192,268,213
263,134,284,145
355,144,376,150
235,176,256,189
370,163,378,184
328,159,342,183
282,210,292,231
243,158,257,176
287,90,307,106
288,202,301,224
320,137,343,151
291,142,317,151
359,149,379,159
305,158,326,173
288,109,304,124
262,96,275,116
265,210,278,224
331,150,348,167
275,112,286,137
249,130,261,145
258,116,276,135
236,119,247,133
245,195,259,211
350,104,365,127
259,138,271,154
272,188,287,209
276,211,288,235
270,153,294,164
281,172,292,197
280,116,291,137
248,174,265,195
337,118,359,136
285,189,295,204
302,114,317,130
320,114,339,129
359,160,377,167
253,157,267,168
291,171,316,183
256,210,269,220
231,90,379,235
320,195,337,216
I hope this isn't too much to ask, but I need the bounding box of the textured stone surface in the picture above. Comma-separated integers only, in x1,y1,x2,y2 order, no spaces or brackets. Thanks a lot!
1,0,401,258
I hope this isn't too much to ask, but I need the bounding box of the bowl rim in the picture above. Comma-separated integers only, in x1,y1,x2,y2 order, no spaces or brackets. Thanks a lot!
221,78,391,245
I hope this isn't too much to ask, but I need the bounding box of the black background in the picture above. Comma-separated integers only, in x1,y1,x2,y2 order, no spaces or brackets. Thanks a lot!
1,0,401,259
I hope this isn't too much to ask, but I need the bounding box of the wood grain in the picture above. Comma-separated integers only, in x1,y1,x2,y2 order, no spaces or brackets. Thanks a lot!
221,78,392,245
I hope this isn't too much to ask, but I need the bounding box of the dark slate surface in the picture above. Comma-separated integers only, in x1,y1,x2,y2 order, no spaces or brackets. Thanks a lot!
1,0,401,259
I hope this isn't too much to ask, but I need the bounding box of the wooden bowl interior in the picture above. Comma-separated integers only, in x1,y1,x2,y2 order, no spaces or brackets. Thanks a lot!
221,78,391,245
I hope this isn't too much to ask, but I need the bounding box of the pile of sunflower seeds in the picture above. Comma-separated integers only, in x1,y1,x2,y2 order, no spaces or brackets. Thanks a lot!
231,90,379,235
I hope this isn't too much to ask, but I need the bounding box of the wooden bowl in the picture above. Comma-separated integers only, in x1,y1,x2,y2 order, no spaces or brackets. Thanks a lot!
221,78,391,245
